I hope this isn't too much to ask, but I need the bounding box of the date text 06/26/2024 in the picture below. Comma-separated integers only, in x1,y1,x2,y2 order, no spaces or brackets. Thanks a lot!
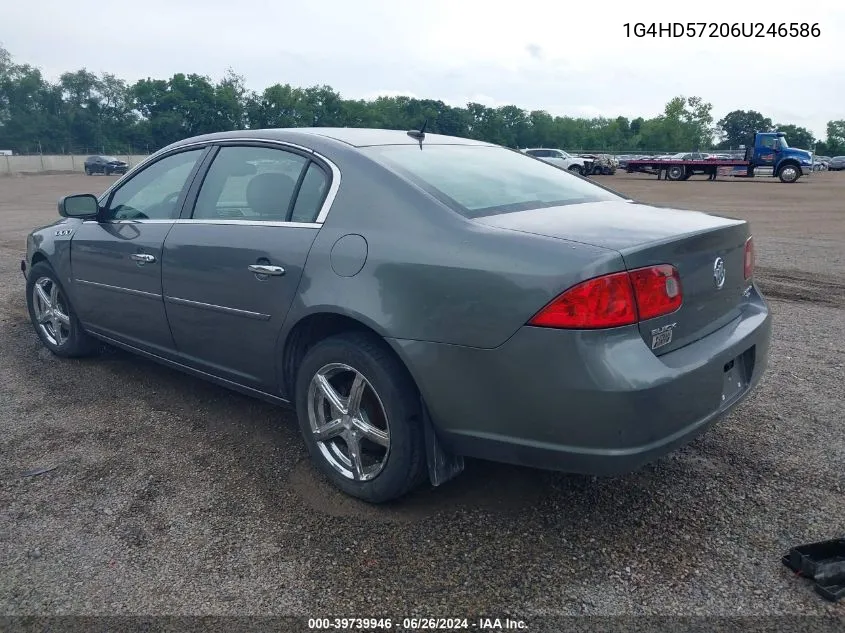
623,22,820,38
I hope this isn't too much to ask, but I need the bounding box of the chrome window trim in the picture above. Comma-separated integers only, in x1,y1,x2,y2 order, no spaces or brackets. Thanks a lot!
82,219,322,229
96,137,341,225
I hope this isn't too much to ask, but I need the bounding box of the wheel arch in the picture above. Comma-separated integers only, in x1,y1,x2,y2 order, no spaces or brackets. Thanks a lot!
30,251,49,267
777,158,802,171
278,309,422,403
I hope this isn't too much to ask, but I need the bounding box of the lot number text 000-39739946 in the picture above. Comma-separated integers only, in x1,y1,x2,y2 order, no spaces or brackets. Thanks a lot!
623,23,821,38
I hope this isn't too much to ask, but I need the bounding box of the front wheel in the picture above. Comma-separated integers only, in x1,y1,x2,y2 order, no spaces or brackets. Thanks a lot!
294,332,428,503
568,165,583,176
778,163,801,183
26,261,100,358
84,166,92,175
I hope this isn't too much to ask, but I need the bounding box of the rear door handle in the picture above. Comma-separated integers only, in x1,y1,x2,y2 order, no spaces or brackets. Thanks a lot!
248,264,285,276
130,253,156,263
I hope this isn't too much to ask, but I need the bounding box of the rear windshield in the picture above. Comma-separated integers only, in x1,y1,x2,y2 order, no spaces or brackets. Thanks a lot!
361,144,623,218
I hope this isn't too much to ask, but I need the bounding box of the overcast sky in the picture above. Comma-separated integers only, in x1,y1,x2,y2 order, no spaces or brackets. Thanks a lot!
3,0,843,139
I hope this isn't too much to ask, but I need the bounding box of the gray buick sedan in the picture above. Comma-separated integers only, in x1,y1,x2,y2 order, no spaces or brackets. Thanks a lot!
22,127,772,502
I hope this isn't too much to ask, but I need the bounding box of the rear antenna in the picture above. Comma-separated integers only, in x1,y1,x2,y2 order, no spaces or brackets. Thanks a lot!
407,119,427,149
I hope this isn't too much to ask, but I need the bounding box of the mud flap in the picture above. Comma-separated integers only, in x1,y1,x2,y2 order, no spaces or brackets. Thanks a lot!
421,399,464,487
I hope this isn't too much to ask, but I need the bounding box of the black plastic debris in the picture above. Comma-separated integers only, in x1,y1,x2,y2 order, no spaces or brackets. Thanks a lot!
782,538,845,602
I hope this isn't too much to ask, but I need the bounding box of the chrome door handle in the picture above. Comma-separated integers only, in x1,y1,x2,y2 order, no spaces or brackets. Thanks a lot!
130,253,156,263
248,264,285,276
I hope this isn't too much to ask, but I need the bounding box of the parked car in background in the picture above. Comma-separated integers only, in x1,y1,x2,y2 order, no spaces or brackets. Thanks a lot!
23,127,772,503
521,148,593,175
578,153,617,175
84,155,129,176
660,152,715,161
615,155,636,169
828,156,845,171
812,156,830,171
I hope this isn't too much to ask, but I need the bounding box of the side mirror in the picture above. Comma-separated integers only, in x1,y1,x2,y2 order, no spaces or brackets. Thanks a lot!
58,194,99,219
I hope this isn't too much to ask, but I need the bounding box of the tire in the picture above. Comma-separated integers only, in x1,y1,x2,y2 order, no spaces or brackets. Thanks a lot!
294,331,427,503
666,165,686,181
26,261,100,358
568,164,583,176
84,166,92,175
778,163,800,183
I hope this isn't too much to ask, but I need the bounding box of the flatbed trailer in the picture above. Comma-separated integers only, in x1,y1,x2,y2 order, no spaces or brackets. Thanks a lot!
626,159,753,181
625,131,814,183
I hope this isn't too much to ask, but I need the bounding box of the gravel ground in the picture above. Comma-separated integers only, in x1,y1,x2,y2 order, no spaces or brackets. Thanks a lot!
0,172,843,620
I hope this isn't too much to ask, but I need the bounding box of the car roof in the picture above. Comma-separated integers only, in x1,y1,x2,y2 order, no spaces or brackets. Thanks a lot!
168,127,496,149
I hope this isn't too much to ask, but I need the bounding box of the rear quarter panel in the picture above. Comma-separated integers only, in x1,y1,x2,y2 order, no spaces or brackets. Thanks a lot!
281,149,626,350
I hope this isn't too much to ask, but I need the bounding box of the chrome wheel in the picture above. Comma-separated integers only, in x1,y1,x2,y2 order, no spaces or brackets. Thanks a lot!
780,165,798,182
31,276,71,346
667,165,685,180
306,363,390,481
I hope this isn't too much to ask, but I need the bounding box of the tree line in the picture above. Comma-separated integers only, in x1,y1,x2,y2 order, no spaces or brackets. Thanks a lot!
2,45,843,156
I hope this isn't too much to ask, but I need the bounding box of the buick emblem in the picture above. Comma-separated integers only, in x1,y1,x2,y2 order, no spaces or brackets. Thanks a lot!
713,257,726,289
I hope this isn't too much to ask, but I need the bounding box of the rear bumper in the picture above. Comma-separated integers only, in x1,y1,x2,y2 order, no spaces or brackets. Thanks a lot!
393,285,772,475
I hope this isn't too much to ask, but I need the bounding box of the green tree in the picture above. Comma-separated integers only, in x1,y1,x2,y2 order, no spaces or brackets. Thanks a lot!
824,120,845,155
773,124,815,150
717,110,772,149
0,47,791,158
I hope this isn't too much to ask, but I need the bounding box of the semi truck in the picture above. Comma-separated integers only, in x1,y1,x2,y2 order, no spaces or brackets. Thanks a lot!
625,132,814,183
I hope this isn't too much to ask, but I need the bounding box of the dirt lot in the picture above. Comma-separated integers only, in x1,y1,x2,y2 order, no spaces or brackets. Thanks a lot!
1,172,843,619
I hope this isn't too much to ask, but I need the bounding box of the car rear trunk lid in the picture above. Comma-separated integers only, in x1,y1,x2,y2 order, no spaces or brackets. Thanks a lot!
474,200,752,355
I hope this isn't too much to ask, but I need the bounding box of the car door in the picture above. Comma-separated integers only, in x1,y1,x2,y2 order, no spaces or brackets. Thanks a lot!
553,150,574,169
70,147,208,355
755,137,777,167
161,142,332,392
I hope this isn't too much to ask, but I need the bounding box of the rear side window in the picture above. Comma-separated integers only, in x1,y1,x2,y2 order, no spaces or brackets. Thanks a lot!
363,144,622,218
290,162,329,223
192,146,308,222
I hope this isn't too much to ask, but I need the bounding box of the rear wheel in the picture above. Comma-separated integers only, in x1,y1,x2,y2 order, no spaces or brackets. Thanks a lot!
778,163,800,183
666,165,686,181
294,331,427,503
26,261,100,358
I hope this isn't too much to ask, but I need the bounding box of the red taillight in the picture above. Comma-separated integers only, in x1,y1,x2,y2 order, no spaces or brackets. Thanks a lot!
744,236,755,280
528,271,638,329
529,265,683,330
628,264,683,321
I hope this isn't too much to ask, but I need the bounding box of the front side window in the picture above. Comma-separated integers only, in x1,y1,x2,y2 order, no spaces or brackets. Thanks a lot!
192,146,324,222
103,149,204,221
363,144,622,218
